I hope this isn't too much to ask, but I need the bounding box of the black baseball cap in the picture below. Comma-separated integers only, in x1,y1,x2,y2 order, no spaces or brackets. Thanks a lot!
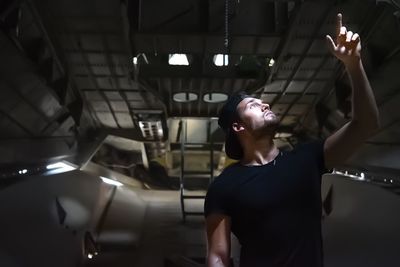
218,91,252,160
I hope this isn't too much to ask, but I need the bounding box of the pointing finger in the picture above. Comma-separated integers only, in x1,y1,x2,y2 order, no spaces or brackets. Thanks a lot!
336,13,343,38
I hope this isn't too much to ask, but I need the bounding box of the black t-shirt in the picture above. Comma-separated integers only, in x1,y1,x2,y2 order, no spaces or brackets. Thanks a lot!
204,140,327,267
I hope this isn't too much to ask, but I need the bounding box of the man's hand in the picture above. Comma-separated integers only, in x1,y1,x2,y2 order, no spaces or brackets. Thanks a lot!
326,13,361,67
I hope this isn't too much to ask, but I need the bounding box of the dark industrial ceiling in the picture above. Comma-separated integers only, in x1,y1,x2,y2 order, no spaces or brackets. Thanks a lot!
0,0,400,180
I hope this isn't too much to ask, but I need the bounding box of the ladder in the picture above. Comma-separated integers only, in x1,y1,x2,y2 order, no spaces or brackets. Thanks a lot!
179,119,215,222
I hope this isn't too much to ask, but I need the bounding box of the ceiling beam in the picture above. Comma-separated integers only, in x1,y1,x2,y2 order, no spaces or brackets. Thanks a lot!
296,5,388,132
74,34,122,129
271,3,333,107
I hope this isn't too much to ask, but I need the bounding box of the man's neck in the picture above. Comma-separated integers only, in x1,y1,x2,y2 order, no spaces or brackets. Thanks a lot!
240,137,279,166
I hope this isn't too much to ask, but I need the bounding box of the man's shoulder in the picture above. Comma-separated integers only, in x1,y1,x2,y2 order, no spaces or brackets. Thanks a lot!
209,162,242,187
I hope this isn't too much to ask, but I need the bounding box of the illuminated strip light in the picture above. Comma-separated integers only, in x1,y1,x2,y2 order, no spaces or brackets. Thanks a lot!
100,176,123,187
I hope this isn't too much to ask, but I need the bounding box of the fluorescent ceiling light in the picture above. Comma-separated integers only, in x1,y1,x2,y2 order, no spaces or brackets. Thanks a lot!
100,176,123,187
168,54,189,65
213,54,229,66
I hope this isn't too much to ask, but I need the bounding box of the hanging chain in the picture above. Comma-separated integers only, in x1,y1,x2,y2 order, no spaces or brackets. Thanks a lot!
224,0,230,65
224,0,229,50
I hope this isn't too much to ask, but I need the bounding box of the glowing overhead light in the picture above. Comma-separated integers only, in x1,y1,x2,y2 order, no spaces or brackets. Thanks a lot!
100,176,123,187
133,56,138,65
168,54,189,65
87,253,93,259
268,58,275,67
213,54,229,66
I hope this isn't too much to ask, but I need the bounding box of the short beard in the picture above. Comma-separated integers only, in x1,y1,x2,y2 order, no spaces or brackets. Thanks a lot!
252,117,280,139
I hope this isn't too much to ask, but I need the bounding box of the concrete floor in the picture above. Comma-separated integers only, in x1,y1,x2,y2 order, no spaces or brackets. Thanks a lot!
86,189,210,267
85,176,400,267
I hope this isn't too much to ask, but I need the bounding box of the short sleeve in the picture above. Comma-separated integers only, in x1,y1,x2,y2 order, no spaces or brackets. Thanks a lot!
204,181,230,218
306,138,328,176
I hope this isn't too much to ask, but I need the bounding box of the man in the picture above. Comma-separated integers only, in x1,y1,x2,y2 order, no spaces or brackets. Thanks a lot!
204,13,380,267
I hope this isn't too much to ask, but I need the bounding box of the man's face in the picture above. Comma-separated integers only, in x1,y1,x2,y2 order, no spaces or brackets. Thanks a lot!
235,97,279,136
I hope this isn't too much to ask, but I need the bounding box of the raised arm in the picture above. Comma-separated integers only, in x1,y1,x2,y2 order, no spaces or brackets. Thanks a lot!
205,214,231,267
323,13,380,169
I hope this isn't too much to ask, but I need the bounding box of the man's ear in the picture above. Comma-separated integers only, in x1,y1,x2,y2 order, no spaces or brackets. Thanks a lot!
232,122,245,133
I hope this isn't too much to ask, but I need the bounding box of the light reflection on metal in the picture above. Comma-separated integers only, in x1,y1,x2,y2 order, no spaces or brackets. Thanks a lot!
100,176,123,187
331,169,398,186
45,162,76,175
332,169,366,181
